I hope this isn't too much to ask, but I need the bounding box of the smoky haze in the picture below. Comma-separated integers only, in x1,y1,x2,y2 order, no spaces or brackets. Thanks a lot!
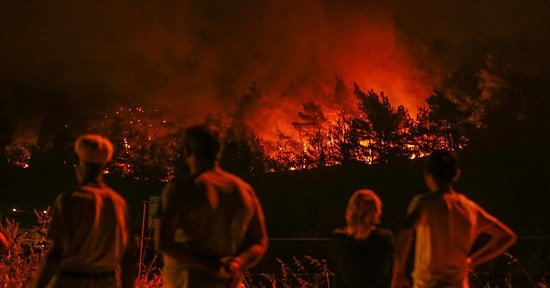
1,0,549,141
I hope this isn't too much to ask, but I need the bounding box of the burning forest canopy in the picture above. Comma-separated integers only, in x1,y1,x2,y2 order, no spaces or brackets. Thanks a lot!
1,53,549,183
1,0,550,181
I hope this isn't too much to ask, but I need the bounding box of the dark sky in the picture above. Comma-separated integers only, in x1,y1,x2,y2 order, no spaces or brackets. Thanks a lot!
2,0,549,141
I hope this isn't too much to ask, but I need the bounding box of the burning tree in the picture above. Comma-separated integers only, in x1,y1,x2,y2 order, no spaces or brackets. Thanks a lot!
87,106,179,181
351,85,414,163
291,101,331,169
273,128,305,171
4,53,546,177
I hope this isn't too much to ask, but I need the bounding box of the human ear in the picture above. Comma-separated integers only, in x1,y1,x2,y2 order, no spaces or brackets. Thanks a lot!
453,169,462,182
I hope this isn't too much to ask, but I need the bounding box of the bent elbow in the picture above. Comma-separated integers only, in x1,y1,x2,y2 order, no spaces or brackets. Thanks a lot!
508,231,518,246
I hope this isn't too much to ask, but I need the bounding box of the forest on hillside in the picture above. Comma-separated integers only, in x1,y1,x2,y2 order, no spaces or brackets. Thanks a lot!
1,54,548,180
1,53,550,286
1,54,549,236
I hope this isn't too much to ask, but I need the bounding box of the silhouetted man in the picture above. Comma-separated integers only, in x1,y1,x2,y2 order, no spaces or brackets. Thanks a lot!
32,134,137,288
155,124,268,288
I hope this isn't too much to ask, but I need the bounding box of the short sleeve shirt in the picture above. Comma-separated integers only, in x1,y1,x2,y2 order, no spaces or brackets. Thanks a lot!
48,183,131,272
157,166,267,288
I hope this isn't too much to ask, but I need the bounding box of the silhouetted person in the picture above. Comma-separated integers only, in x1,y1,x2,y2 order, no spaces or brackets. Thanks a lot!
391,150,517,288
32,134,137,288
154,124,268,288
331,189,394,288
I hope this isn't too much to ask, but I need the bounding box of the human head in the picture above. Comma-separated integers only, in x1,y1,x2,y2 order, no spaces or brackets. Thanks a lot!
423,149,461,192
345,189,383,231
74,134,114,182
182,124,223,168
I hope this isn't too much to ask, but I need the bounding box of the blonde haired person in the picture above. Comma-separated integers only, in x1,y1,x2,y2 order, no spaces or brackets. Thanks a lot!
32,134,137,288
331,189,394,288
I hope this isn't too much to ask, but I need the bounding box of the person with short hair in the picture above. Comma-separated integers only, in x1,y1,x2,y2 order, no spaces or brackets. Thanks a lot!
154,124,268,288
32,134,137,288
391,150,517,288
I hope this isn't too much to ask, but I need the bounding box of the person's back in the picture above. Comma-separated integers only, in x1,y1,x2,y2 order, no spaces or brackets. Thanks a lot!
411,191,497,287
50,183,130,272
162,167,263,287
155,124,268,288
331,189,394,288
32,134,136,288
189,168,261,257
332,227,394,288
391,150,517,288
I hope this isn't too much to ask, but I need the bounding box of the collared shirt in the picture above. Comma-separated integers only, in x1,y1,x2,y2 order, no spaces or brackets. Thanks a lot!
407,191,496,288
157,166,267,288
48,182,131,273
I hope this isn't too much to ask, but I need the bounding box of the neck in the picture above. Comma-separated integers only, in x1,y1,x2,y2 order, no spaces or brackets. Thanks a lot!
348,225,376,240
189,162,217,175
435,185,453,193
79,175,103,186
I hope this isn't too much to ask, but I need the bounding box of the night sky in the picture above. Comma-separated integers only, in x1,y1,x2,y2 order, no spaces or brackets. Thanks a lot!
2,0,550,141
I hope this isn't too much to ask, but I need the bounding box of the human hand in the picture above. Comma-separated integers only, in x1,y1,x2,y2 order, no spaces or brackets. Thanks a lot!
216,257,243,283
222,256,243,273
466,257,473,272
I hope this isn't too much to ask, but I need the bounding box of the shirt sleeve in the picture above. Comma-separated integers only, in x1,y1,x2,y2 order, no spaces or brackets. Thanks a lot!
402,194,423,229
407,194,422,215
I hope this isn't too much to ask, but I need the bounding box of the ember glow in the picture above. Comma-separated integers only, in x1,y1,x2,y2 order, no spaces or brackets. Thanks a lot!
3,0,548,178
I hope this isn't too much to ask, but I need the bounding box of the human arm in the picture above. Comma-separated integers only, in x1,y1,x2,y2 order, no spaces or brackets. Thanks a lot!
153,184,221,275
391,228,414,288
154,217,221,273
120,210,138,288
226,192,269,272
391,197,422,288
468,210,517,269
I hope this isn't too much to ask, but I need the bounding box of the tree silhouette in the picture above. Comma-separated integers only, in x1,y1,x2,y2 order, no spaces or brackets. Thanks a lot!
222,83,271,177
352,85,412,163
292,101,330,168
273,128,303,170
415,89,471,151
87,106,178,181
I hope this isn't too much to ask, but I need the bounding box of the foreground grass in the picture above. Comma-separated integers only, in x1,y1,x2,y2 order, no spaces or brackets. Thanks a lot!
0,215,332,288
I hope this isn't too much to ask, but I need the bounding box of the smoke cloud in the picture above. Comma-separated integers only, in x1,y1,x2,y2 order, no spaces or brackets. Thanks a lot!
1,0,549,142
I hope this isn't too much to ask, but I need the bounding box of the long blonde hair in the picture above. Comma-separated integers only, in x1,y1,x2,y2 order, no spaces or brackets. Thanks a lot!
345,189,383,233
